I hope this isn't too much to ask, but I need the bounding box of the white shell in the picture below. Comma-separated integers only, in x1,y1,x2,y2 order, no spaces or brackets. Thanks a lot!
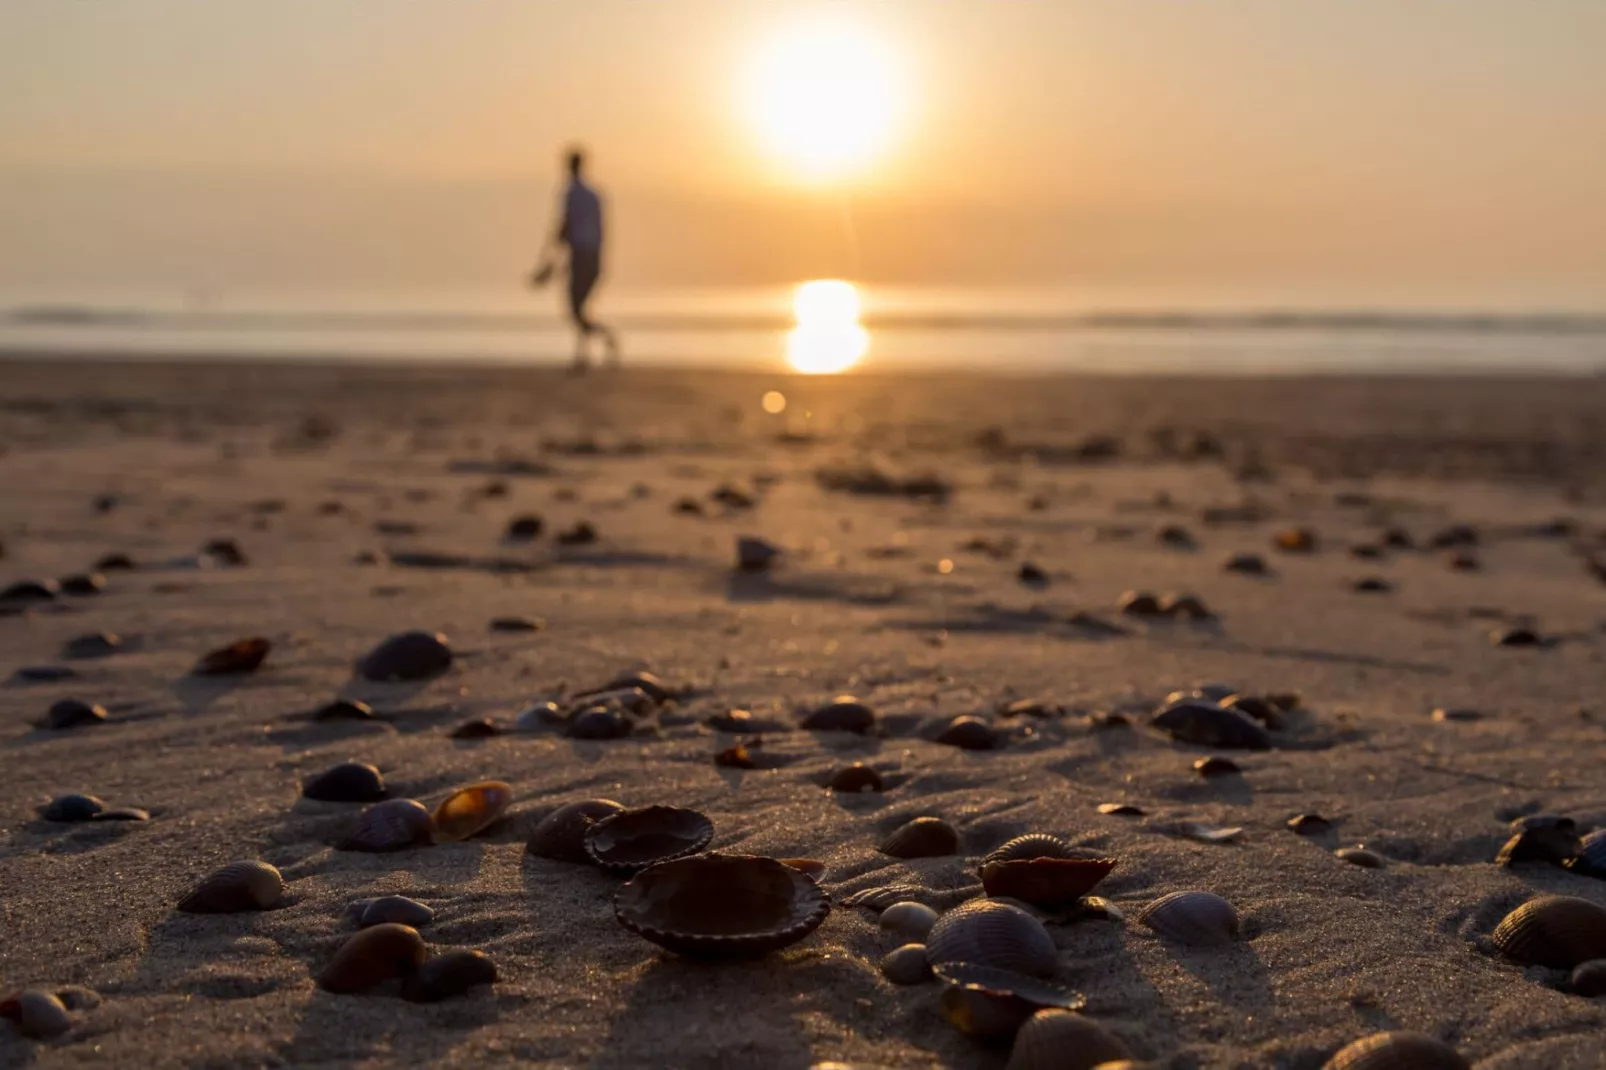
880,901,939,942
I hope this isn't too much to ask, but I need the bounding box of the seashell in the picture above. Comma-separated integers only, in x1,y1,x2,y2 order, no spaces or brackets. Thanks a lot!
880,817,960,859
1567,828,1606,878
1496,827,1578,868
1492,895,1606,968
401,948,497,1002
614,853,829,958
349,895,434,928
1288,813,1333,836
1156,524,1195,549
1118,591,1163,616
778,857,825,880
1571,959,1606,997
1074,897,1125,923
302,761,387,803
1336,847,1387,869
936,962,1086,1040
505,514,544,540
802,696,877,733
556,520,597,545
585,805,714,872
192,637,271,676
1194,755,1241,777
0,989,72,1039
341,798,434,852
926,899,1058,977
358,630,452,681
1351,577,1393,593
1351,543,1385,560
880,943,933,985
1018,562,1048,586
432,781,513,843
1172,822,1243,844
62,631,121,659
998,699,1063,719
202,537,248,565
1137,890,1239,947
1223,552,1269,575
317,923,427,992
1088,711,1130,730
45,699,107,730
880,902,940,942
515,700,566,731
1431,707,1480,723
1491,626,1541,648
1151,700,1270,750
985,834,1074,864
1159,593,1213,621
14,665,74,682
1448,551,1480,572
312,698,374,721
736,535,781,572
42,793,105,822
526,798,627,862
58,572,106,596
1,578,59,602
568,705,632,739
571,686,657,716
714,739,761,769
95,552,137,571
449,717,503,739
489,615,544,632
841,884,931,911
1274,527,1318,552
1322,1031,1469,1070
981,857,1116,908
830,763,885,793
92,806,150,821
177,860,284,913
1508,813,1575,834
935,716,997,750
601,670,671,704
1097,802,1145,816
1006,1009,1131,1070
1220,694,1286,730
52,986,101,1012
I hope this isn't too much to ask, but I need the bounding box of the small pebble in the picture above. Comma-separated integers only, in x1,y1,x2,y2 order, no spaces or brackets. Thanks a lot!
1351,577,1393,593
1223,552,1268,575
879,944,933,985
556,521,598,546
505,515,544,540
1491,627,1542,648
1017,561,1048,586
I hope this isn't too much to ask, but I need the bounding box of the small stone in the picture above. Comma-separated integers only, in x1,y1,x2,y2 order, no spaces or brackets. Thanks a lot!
672,497,705,516
1274,527,1318,553
1351,577,1393,593
1448,551,1481,571
1156,524,1196,549
1223,552,1268,575
556,521,598,546
736,536,781,573
1017,561,1048,586
57,573,107,596
505,515,544,540
1491,627,1542,648
879,944,933,985
202,537,248,566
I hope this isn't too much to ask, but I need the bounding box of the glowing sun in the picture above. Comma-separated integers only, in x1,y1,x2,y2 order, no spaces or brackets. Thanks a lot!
786,279,868,374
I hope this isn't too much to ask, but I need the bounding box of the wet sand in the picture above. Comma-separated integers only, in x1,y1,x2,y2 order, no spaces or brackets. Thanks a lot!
3,358,1606,1068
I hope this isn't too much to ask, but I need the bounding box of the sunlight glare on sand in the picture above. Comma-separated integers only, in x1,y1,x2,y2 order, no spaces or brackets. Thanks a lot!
786,280,868,374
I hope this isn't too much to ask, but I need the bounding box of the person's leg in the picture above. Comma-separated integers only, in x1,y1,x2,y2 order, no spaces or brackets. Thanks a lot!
567,250,601,372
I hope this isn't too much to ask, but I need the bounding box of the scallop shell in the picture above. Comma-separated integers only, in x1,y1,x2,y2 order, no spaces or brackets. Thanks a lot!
568,705,632,740
985,834,1075,864
302,761,387,803
1137,890,1239,947
340,798,434,852
45,699,107,730
880,817,960,859
926,899,1058,977
352,895,434,928
830,763,885,793
980,857,1117,908
358,630,452,682
1006,1009,1131,1070
1322,1031,1469,1070
432,781,513,844
0,990,72,1039
1492,895,1606,969
317,923,427,993
880,944,933,985
401,949,497,1002
585,805,714,872
177,860,284,913
42,793,105,822
1571,959,1606,997
880,902,940,942
525,798,626,862
1151,701,1271,750
192,637,271,676
802,696,877,733
613,853,829,958
1567,828,1606,878
935,716,997,750
936,962,1087,1040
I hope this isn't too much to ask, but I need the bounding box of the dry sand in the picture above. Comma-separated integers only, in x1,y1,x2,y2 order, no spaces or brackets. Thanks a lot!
3,359,1606,1068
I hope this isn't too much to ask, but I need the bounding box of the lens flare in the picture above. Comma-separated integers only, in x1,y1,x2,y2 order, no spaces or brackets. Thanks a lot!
786,280,867,374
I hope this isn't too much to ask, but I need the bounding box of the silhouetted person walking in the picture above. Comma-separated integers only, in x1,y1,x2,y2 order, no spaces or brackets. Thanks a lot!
532,148,618,371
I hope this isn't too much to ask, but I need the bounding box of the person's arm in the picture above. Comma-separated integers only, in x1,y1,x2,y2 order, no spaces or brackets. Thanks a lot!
530,191,570,286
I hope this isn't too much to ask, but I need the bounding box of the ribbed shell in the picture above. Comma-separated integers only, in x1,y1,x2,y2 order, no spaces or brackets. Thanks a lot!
985,834,1074,864
880,902,939,942
1137,890,1239,947
1571,959,1606,997
880,944,933,985
177,860,283,913
613,853,829,958
340,798,434,852
317,923,427,992
980,857,1117,908
1006,1009,1131,1070
585,805,714,872
1492,895,1606,969
357,630,452,682
935,716,996,750
1,990,72,1039
925,900,1058,977
841,884,930,911
880,817,959,859
1322,1032,1470,1070
401,949,497,1002
1568,829,1606,877
829,763,884,793
802,697,877,733
432,781,513,843
526,798,626,862
1151,702,1271,750
936,963,1087,1040
192,637,271,676
353,895,434,928
302,761,387,803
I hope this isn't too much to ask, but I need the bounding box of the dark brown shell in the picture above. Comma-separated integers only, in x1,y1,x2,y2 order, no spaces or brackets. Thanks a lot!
1007,1009,1131,1070
1571,959,1606,997
177,860,283,913
1137,890,1239,947
340,798,434,852
449,717,503,739
302,761,386,803
585,805,714,872
46,699,107,730
58,572,106,596
401,949,497,1002
736,536,781,572
879,817,959,859
925,899,1058,977
358,630,452,682
936,962,1086,1040
1497,827,1579,867
1322,1031,1470,1070
526,798,627,862
2,578,59,602
1151,701,1271,750
1492,895,1606,969
42,794,105,821
980,857,1116,908
1222,694,1286,729
802,696,877,733
984,834,1074,864
1566,828,1606,877
601,670,671,704
1118,591,1163,616
568,705,632,739
613,853,829,958
1223,552,1269,575
192,637,271,676
1194,756,1241,777
432,781,512,843
1288,814,1333,836
1336,848,1387,869
1159,593,1213,620
92,806,150,822
1097,802,1145,816
317,923,427,992
63,632,121,659
0,990,72,1039
934,716,997,750
312,698,374,721
829,763,884,793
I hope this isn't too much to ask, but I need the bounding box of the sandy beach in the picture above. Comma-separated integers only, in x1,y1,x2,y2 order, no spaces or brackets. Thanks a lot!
4,358,1606,1069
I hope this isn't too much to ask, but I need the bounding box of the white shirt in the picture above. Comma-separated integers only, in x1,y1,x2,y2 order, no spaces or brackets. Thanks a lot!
561,178,604,252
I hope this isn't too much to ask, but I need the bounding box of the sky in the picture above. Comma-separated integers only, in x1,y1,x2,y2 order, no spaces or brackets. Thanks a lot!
2,0,1605,308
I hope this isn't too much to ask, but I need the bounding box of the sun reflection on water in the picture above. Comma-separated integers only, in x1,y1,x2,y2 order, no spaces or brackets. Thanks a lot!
786,279,867,374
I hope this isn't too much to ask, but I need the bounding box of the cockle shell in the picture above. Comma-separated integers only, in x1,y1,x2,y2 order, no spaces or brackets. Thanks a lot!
1567,828,1606,877
1006,1009,1131,1070
568,705,632,739
980,857,1116,908
349,895,434,928
177,860,283,913
802,696,877,733
431,781,513,843
830,763,885,793
934,716,997,750
880,944,932,985
358,630,452,682
613,853,829,958
42,793,104,822
1136,890,1239,947
599,670,671,704
926,899,1058,977
45,699,106,730
1492,895,1606,969
0,990,72,1039
880,902,939,942
585,805,714,872
526,798,627,862
340,798,434,852
936,962,1086,1040
192,637,271,676
1336,848,1387,869
1321,1031,1469,1070
302,761,387,803
880,817,959,858
1151,701,1271,750
317,923,427,992
841,884,932,911
985,835,1075,864
1571,959,1606,996
401,949,497,1002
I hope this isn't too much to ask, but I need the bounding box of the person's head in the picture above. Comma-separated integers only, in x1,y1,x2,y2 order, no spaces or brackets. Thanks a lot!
566,148,585,178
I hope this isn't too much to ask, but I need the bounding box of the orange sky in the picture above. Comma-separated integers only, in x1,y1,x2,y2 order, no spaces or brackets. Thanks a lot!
3,1,1604,306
